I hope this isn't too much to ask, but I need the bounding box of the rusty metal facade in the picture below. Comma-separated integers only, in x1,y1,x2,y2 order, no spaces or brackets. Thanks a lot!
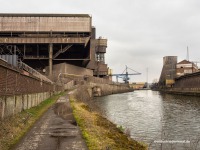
0,14,91,32
0,37,90,44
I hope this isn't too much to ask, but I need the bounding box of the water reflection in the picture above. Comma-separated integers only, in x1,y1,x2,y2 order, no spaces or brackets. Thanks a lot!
94,90,200,149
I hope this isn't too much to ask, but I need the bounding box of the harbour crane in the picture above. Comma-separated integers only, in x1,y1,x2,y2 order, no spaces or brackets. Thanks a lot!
110,65,141,83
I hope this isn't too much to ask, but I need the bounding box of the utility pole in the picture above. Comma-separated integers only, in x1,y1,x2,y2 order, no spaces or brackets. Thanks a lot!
187,46,189,61
125,65,128,83
146,67,149,88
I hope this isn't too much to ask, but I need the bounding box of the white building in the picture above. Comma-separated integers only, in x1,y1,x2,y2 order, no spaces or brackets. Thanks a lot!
176,60,198,77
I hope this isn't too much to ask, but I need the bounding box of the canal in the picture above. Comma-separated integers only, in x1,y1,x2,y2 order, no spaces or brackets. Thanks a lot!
94,90,200,150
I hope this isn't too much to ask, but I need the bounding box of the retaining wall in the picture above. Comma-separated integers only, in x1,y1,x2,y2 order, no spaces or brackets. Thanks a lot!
0,61,63,120
50,63,93,82
174,71,200,89
0,92,53,119
162,72,200,96
89,82,133,96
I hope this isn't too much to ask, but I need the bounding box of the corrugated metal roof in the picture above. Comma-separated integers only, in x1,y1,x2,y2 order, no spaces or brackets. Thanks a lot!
0,13,90,17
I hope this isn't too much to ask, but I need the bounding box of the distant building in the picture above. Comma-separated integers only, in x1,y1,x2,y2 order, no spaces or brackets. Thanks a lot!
130,82,146,89
176,60,198,77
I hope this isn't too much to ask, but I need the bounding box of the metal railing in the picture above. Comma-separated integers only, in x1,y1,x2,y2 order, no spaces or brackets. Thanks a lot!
18,61,53,84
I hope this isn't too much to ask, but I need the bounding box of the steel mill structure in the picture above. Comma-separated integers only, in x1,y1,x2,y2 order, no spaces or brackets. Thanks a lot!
0,13,108,80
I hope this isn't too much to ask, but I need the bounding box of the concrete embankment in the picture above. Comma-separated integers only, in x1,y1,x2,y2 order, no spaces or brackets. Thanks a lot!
158,71,200,96
90,83,133,97
79,76,134,97
63,75,134,97
159,88,200,96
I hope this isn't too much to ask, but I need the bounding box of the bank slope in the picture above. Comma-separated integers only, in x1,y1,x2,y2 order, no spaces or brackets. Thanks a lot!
71,99,147,150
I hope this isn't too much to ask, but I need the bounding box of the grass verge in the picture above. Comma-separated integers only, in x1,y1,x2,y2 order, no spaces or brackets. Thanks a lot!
0,92,64,150
70,98,147,150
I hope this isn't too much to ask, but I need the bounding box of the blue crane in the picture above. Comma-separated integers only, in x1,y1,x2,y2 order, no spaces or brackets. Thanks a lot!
111,65,141,83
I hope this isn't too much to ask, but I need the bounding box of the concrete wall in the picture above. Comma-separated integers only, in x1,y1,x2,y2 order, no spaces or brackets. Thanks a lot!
0,92,52,120
89,83,133,96
162,71,200,96
59,72,133,95
51,63,93,82
86,39,96,70
64,80,75,90
0,14,91,32
174,71,200,89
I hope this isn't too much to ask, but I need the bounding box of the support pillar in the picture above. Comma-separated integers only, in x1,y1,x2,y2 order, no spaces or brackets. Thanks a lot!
49,43,53,77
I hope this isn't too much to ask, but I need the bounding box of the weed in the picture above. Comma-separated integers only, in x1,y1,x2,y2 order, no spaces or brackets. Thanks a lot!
70,98,147,150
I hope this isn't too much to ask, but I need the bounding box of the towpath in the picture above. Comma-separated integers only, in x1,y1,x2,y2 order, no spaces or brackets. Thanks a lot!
13,95,88,150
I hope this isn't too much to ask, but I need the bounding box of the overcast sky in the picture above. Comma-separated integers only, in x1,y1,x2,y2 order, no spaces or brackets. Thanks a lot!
1,0,200,83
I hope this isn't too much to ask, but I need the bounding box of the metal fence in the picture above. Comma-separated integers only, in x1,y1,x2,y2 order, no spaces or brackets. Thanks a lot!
0,55,18,67
18,61,53,83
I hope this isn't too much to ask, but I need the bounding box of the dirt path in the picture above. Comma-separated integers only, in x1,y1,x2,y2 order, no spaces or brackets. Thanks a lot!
13,96,88,150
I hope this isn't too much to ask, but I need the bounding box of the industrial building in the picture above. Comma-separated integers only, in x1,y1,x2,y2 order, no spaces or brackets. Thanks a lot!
176,60,198,77
159,56,177,87
129,82,146,89
159,56,200,87
0,13,109,81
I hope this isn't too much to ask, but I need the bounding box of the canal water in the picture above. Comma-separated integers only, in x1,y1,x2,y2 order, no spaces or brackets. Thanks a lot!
94,90,200,150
